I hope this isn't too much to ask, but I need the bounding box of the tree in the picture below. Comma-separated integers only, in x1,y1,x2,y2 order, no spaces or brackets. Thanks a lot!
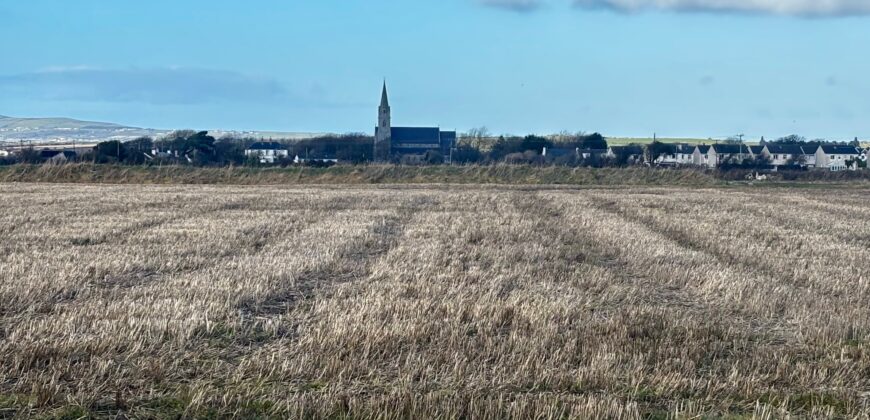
645,141,673,164
466,126,490,140
423,150,444,165
452,145,483,164
579,133,607,150
774,134,807,145
93,141,127,163
18,148,43,164
850,137,861,147
520,135,551,153
123,137,154,165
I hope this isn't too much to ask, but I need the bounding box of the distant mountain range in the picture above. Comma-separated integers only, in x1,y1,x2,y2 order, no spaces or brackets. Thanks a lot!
0,115,324,144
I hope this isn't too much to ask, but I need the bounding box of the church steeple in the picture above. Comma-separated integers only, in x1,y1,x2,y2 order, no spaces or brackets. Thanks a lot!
375,81,392,159
380,81,390,108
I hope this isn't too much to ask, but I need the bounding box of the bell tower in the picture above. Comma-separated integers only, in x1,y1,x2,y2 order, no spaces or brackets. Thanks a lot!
374,81,391,160
376,81,391,143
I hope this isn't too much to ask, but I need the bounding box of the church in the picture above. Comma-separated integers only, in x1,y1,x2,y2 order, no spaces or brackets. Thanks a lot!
375,82,456,161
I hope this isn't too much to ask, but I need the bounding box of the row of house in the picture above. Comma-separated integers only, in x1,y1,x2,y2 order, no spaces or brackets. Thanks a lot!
244,142,338,164
608,143,867,171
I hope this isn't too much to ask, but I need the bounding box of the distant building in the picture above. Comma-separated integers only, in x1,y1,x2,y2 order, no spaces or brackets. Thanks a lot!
245,142,289,164
654,143,696,166
294,155,338,165
762,144,816,167
693,145,711,167
375,82,456,161
0,149,10,157
815,145,862,171
606,145,644,164
40,150,77,164
702,144,751,168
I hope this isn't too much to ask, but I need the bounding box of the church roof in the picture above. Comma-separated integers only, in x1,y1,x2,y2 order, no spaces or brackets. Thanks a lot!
380,82,389,108
391,127,441,144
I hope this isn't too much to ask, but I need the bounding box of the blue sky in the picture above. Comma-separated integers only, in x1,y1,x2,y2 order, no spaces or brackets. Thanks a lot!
0,0,868,140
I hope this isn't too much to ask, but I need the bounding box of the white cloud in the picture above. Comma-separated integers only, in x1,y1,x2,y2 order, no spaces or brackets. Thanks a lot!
573,0,870,16
480,0,870,16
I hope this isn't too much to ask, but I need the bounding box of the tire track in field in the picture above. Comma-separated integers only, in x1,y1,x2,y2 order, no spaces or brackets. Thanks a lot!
521,191,716,315
235,202,418,337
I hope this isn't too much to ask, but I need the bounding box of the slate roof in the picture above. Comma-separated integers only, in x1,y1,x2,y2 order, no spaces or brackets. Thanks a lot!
391,127,441,144
609,145,644,155
696,145,710,153
801,144,820,154
247,142,286,150
765,144,805,155
40,150,76,159
673,144,697,154
749,145,765,154
711,144,750,154
820,145,861,155
544,147,577,158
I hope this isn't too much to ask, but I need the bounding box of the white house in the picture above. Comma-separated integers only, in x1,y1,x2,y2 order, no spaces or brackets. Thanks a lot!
294,155,338,165
245,142,289,164
696,144,751,168
761,144,815,167
0,149,10,157
815,145,862,171
693,145,711,167
660,144,697,166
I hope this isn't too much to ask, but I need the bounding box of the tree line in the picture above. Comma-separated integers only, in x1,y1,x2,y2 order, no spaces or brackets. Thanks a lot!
0,130,863,168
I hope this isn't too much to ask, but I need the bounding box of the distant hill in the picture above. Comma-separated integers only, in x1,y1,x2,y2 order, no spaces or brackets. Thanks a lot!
0,115,324,144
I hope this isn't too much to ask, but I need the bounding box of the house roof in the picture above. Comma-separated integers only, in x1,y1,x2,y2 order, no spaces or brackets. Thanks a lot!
247,142,286,150
820,145,860,155
609,145,644,155
696,145,710,153
391,127,441,144
673,144,697,154
801,144,820,154
711,144,750,154
749,145,765,154
544,147,576,158
765,144,805,155
40,150,76,159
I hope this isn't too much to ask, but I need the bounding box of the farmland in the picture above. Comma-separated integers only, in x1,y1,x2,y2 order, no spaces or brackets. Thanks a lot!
1,183,870,418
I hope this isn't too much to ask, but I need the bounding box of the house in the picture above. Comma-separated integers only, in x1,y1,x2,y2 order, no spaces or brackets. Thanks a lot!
39,150,77,164
375,82,455,161
800,144,819,167
0,149,9,157
762,144,810,167
815,145,862,171
245,142,289,164
606,145,644,164
705,144,752,168
542,147,578,161
693,145,711,167
294,155,338,165
654,144,696,166
748,145,765,159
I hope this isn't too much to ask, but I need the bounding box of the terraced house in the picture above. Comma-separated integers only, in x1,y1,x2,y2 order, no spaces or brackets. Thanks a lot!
762,144,816,167
815,145,863,171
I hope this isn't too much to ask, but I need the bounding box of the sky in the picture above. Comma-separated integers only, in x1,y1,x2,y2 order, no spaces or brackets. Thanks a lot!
0,0,869,140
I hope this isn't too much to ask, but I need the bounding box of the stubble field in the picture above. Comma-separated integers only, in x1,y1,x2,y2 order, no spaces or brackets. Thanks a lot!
1,183,869,418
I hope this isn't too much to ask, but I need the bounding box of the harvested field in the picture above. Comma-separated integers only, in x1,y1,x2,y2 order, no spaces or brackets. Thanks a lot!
1,183,869,418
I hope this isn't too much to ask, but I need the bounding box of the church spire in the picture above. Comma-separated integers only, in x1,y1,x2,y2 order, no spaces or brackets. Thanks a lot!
380,80,389,108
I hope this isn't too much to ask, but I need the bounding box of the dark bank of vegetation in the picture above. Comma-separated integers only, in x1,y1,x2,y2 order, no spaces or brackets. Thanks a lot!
2,163,870,187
